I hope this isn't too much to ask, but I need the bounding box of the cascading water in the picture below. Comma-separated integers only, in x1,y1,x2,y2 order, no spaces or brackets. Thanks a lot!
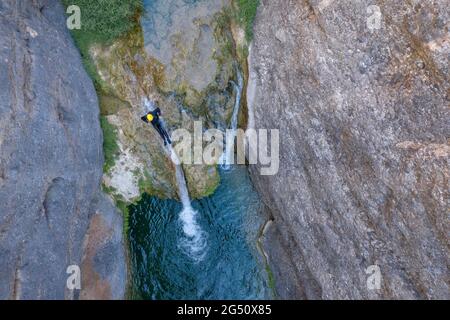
230,70,244,132
128,1,271,300
143,95,208,261
222,70,244,170
167,146,207,261
129,164,271,299
130,92,270,299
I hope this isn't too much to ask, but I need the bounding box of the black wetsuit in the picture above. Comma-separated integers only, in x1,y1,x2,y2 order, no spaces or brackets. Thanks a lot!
141,108,172,145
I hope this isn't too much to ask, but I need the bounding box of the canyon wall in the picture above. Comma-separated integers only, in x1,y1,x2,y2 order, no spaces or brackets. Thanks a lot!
248,0,449,299
0,0,126,299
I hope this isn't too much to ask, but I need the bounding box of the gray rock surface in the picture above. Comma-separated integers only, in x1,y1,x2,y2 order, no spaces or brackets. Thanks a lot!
0,0,126,299
248,0,449,299
80,194,127,300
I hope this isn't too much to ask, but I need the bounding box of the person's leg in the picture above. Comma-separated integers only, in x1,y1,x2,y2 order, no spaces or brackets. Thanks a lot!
157,122,171,144
153,123,167,144
158,124,171,145
162,127,172,144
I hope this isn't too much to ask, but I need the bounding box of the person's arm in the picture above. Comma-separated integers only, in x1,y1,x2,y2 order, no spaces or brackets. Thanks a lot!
141,115,148,123
155,107,161,116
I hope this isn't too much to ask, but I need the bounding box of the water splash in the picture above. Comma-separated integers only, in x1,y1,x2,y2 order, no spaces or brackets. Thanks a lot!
222,70,244,170
142,97,156,113
143,99,206,260
167,145,207,262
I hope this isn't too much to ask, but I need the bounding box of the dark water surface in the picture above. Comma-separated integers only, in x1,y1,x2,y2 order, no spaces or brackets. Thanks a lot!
129,166,271,300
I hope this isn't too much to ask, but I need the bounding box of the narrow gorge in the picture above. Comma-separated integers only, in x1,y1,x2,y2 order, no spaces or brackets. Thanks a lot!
0,0,448,300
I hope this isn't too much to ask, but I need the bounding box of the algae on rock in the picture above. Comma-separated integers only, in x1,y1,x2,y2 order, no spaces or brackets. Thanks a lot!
70,0,254,206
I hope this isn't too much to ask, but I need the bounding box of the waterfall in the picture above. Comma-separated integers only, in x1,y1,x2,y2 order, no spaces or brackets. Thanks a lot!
143,97,155,113
222,70,244,170
230,70,244,132
144,98,207,261
167,145,207,262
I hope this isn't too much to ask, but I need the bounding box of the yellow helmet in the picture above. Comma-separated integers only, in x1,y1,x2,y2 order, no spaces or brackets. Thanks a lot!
146,114,154,122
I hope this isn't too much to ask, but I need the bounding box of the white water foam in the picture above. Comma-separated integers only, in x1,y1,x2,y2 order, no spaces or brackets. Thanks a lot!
222,70,244,170
168,146,207,262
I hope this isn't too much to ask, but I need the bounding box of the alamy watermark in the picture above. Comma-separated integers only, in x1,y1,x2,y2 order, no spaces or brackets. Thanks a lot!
66,5,81,30
170,121,280,176
367,5,382,32
366,265,382,290
66,265,81,290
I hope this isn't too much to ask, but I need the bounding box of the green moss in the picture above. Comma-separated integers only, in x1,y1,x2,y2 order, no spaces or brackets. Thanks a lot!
101,183,131,236
99,94,131,116
61,0,142,44
138,170,155,194
61,0,142,91
265,264,276,297
61,0,142,177
116,199,131,236
102,184,117,195
213,10,236,68
204,166,221,197
234,0,260,41
100,116,120,173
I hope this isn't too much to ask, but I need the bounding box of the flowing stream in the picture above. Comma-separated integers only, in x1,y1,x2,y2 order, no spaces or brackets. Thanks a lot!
222,69,244,170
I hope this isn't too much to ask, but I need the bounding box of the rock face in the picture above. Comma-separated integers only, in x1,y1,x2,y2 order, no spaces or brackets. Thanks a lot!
95,0,242,201
248,0,449,299
79,194,127,300
0,0,126,299
143,0,228,94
